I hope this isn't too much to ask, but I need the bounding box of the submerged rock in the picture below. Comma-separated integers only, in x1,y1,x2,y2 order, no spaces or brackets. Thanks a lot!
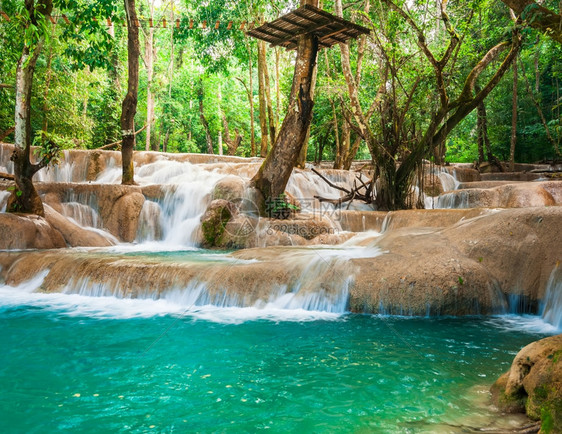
491,334,562,433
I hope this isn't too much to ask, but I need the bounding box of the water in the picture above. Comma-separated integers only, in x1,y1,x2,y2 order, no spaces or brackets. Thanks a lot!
0,297,552,433
540,265,562,329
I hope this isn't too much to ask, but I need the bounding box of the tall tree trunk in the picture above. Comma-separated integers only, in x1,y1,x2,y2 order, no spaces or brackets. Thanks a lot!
296,62,318,168
257,40,269,157
145,0,156,151
9,0,53,216
261,42,276,146
343,137,361,170
476,101,486,164
246,39,256,156
275,47,281,130
121,0,140,185
198,79,213,154
217,82,223,155
510,56,518,171
331,100,342,169
162,0,175,154
251,0,319,204
41,24,55,135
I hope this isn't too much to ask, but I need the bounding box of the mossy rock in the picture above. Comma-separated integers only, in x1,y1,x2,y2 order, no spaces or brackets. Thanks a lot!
491,334,562,433
200,199,236,248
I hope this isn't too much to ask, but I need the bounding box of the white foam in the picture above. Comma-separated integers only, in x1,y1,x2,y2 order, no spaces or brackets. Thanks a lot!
486,315,560,334
0,278,341,323
540,266,562,330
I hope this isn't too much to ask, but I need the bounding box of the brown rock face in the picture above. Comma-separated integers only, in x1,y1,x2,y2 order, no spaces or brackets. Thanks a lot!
438,181,561,209
351,207,562,315
104,192,145,243
44,205,115,248
0,213,66,249
491,334,562,433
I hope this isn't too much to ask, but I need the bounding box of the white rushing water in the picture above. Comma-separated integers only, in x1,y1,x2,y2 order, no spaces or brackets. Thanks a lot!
0,268,343,323
540,266,562,330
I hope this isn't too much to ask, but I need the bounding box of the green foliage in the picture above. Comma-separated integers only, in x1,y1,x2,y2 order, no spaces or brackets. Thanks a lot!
32,131,64,165
0,0,559,165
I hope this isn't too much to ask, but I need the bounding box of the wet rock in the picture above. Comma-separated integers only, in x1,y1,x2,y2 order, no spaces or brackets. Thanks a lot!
437,182,560,209
351,207,562,315
104,192,145,242
211,176,247,203
338,210,387,232
0,213,65,249
491,334,562,433
200,199,237,248
44,205,115,247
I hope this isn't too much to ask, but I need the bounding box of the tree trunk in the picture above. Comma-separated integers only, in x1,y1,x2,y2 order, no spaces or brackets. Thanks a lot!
198,79,213,154
476,100,486,164
343,137,361,170
257,40,269,157
275,47,281,130
222,114,242,156
246,39,256,156
510,56,518,171
41,24,55,135
261,43,276,146
500,0,562,44
296,62,318,168
145,28,155,151
9,0,53,216
121,0,140,185
163,129,170,152
250,0,319,204
217,82,223,155
331,102,342,169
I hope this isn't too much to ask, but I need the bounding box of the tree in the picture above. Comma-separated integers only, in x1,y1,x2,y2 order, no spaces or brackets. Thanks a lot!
120,0,140,185
250,0,320,204
8,0,54,216
500,0,562,44
333,0,521,210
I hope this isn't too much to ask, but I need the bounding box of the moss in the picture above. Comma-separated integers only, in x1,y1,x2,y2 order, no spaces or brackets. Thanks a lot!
201,204,233,247
540,407,554,434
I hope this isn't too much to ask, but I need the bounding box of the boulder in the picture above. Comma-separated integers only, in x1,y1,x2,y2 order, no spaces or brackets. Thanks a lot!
491,334,562,433
200,199,237,248
44,205,116,247
211,176,247,203
0,213,66,250
104,192,145,242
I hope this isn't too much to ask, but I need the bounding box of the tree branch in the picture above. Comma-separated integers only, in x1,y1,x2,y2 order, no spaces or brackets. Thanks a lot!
99,123,148,150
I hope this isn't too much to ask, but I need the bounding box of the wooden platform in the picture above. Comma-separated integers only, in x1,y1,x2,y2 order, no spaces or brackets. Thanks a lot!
246,5,370,50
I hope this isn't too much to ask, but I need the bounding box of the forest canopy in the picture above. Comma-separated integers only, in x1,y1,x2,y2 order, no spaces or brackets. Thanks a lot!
0,0,560,165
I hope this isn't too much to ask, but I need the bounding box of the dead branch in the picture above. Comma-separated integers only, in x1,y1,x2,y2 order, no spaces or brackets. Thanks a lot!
0,172,15,180
99,124,148,150
311,167,374,205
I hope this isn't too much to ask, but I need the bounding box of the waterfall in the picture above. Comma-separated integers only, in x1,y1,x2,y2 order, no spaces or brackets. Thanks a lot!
436,191,469,209
0,190,9,212
136,200,163,242
0,243,381,315
60,202,102,229
541,266,562,330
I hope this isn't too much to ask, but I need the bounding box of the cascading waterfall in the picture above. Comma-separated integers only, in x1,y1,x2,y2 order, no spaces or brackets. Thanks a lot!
0,190,9,212
0,241,382,314
133,160,227,247
541,266,562,330
425,167,463,209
